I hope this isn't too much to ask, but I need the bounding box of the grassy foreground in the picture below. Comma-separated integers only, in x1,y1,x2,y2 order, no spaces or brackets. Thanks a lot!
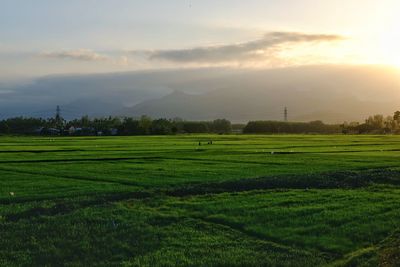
1,134,400,266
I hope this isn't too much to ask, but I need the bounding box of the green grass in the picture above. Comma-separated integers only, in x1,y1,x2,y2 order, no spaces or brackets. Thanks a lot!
1,134,400,266
160,187,400,255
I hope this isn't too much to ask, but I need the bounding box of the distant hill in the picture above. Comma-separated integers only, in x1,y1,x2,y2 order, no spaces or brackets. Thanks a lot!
1,65,399,122
120,65,400,123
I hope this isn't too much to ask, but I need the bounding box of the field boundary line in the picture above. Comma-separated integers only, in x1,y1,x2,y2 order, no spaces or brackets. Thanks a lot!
189,215,336,261
0,156,162,164
0,167,141,187
166,167,400,197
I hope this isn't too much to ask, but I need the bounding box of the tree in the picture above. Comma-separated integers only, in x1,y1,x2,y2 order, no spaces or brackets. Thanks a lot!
365,115,385,130
151,119,172,135
0,122,10,134
212,119,232,134
138,115,152,134
0,117,47,134
181,121,209,133
394,111,400,122
243,120,341,134
119,118,140,135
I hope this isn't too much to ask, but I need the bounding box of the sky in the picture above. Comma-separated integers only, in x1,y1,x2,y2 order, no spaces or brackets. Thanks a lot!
1,0,400,81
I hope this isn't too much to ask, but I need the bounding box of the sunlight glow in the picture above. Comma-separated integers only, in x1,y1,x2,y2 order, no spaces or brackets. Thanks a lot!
379,28,400,68
365,4,400,68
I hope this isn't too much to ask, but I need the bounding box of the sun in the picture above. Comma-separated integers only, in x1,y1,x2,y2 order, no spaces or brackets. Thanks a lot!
376,24,400,68
381,43,400,68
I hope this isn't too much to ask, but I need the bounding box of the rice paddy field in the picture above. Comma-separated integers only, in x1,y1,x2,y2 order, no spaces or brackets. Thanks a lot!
1,134,400,266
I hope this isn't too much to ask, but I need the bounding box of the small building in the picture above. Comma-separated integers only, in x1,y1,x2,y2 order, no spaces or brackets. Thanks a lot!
68,126,76,135
33,127,44,135
110,128,118,136
44,128,60,135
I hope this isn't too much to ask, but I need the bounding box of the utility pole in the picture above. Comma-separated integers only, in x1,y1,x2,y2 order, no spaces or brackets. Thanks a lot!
55,105,63,132
284,107,288,122
55,105,61,122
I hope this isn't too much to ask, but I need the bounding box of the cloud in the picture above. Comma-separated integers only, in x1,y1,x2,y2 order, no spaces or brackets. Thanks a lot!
40,49,109,61
143,32,344,63
116,56,129,66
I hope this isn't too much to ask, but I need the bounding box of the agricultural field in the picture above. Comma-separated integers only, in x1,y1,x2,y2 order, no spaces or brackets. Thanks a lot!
1,134,400,266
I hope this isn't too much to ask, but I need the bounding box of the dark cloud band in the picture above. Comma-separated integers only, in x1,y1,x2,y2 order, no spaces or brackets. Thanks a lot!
145,32,344,63
40,49,109,61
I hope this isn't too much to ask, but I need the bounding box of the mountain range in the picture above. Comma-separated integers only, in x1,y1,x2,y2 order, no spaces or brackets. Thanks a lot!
1,65,399,123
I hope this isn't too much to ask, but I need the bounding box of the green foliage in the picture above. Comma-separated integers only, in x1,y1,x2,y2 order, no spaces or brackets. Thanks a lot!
151,119,173,135
244,120,341,134
211,119,232,134
0,117,48,135
393,111,400,122
342,111,400,134
118,117,140,135
2,109,400,136
180,121,210,133
0,115,235,135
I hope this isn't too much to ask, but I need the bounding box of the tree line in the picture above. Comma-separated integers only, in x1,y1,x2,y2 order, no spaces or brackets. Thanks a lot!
1,110,399,135
243,120,341,134
243,111,400,134
0,116,232,135
341,111,400,134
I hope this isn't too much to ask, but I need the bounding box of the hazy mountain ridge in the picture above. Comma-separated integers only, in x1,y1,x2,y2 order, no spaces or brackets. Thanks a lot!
1,65,399,122
121,65,400,123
